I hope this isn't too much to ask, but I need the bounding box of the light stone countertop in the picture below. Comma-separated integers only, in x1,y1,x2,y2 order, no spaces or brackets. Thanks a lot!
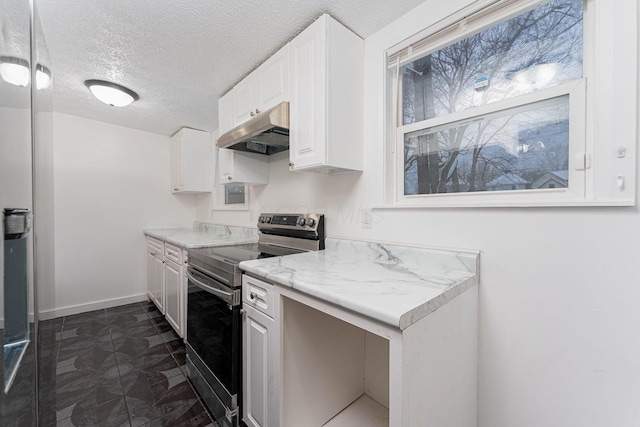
239,238,479,330
144,222,258,249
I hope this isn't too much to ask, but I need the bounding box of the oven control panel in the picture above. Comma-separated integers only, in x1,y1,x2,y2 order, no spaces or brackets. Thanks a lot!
258,213,323,232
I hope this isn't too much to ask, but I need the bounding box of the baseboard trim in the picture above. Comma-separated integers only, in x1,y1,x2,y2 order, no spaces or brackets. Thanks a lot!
38,293,148,320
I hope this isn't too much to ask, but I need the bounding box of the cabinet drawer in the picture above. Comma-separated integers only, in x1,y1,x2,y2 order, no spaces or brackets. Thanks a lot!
164,243,184,264
146,237,164,256
243,275,275,318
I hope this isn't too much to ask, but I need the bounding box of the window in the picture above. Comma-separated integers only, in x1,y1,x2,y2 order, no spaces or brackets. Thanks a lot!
224,184,246,205
387,0,596,206
213,182,249,211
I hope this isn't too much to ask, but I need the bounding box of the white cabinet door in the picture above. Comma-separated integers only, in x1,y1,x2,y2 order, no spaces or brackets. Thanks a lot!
243,305,278,427
288,14,364,174
164,259,183,337
146,251,156,301
170,128,212,194
146,237,164,311
257,45,289,113
170,131,184,192
218,90,235,136
218,148,269,185
229,45,290,130
234,75,257,126
152,254,165,314
288,16,327,171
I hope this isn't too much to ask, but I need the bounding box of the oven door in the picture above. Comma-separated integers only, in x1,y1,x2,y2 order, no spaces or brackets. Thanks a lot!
186,266,241,411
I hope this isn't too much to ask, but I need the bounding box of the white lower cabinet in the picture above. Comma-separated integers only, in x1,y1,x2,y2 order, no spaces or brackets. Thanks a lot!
164,259,183,337
146,237,165,314
146,236,187,338
243,305,277,427
242,275,280,427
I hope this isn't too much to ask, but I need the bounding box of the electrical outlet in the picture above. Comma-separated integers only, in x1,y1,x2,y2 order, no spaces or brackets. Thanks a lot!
361,208,372,229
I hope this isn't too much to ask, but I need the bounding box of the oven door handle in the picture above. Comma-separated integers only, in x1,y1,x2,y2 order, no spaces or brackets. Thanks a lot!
186,268,234,305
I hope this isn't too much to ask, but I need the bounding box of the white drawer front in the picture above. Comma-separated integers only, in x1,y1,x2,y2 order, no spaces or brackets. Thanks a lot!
146,237,164,256
243,275,275,318
164,243,184,264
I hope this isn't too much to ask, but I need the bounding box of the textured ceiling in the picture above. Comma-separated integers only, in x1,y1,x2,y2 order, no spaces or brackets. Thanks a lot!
35,0,426,136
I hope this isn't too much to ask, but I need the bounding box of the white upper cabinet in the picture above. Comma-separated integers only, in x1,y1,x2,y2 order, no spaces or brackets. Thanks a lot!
170,128,212,194
216,14,363,176
218,91,234,136
218,148,269,185
257,45,289,113
231,45,290,128
233,74,257,125
288,14,364,174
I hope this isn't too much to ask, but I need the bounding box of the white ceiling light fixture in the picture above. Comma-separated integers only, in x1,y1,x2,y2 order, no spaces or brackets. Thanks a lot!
84,79,139,107
36,64,52,90
0,56,30,87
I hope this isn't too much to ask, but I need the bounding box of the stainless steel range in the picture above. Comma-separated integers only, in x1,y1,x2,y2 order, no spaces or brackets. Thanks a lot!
185,213,325,427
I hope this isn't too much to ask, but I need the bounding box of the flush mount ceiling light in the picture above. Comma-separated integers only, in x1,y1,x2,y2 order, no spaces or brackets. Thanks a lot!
84,79,139,107
0,56,30,87
35,64,51,90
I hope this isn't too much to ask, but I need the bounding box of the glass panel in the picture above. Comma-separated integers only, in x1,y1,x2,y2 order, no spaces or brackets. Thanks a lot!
224,184,245,205
0,0,38,423
403,96,570,195
3,210,31,393
402,0,583,125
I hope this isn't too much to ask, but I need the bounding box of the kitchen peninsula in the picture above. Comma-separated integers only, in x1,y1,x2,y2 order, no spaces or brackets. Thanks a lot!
239,238,479,427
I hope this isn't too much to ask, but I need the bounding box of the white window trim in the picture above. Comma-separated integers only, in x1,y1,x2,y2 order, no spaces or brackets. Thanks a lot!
379,0,637,209
387,0,546,69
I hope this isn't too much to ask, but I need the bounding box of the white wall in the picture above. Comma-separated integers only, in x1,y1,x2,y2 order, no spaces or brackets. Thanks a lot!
198,0,640,425
51,113,197,317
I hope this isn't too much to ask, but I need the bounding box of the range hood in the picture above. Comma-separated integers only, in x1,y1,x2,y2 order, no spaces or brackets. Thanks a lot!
217,101,289,155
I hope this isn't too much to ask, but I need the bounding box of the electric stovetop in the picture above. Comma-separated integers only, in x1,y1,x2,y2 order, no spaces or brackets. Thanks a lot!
189,243,304,266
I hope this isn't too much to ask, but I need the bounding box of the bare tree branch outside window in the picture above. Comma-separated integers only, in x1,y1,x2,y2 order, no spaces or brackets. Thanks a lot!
402,0,583,195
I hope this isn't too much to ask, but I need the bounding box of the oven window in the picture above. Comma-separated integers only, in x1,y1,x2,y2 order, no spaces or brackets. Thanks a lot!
187,281,240,394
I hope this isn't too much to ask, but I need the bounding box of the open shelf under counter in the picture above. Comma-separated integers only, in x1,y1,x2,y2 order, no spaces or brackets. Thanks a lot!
276,280,478,427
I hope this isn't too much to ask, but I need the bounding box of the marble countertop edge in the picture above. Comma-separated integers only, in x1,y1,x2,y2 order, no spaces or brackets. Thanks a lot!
398,275,478,330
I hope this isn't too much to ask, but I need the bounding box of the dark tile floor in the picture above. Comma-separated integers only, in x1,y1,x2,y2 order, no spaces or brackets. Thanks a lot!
0,326,38,426
39,301,219,427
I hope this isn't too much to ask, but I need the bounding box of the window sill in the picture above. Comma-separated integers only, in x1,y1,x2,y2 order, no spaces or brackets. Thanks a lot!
373,199,635,209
